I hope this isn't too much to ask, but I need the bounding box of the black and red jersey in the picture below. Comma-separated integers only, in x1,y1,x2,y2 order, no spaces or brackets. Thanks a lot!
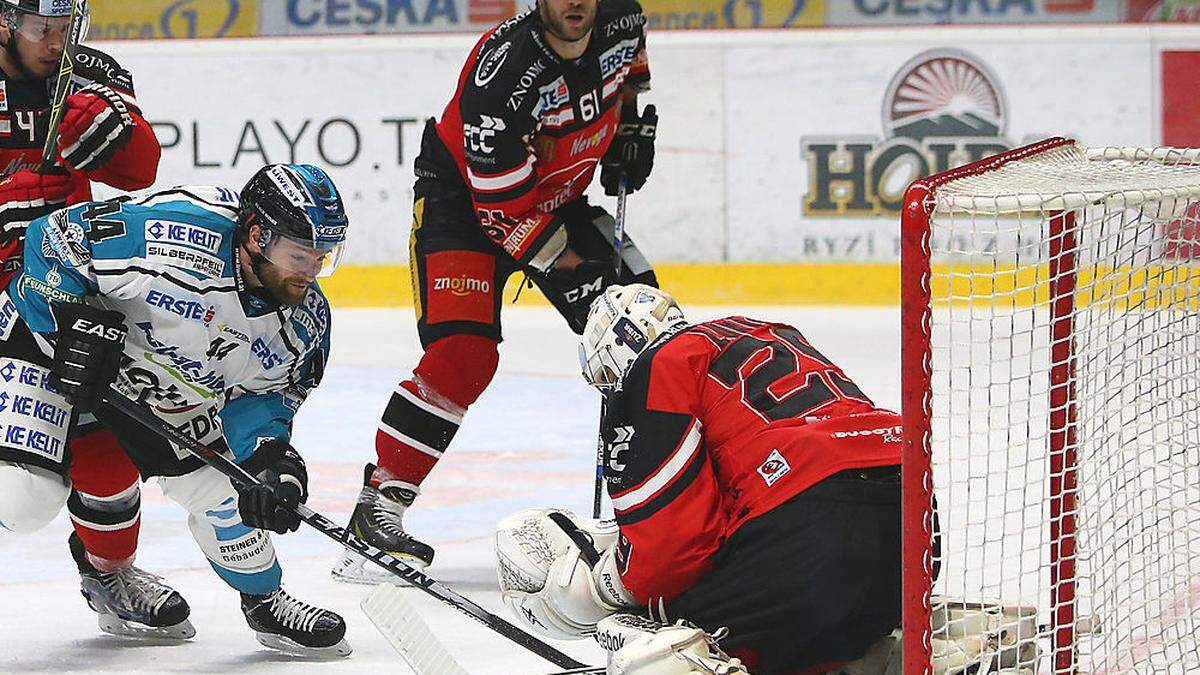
0,44,161,286
424,0,650,266
602,317,903,606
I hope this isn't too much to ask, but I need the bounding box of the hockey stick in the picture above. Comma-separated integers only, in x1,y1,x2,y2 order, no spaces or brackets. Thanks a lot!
361,583,469,675
40,0,88,170
592,175,628,519
100,388,589,671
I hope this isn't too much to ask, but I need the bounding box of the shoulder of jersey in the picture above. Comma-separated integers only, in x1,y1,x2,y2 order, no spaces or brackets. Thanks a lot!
621,327,690,394
468,11,549,95
116,186,242,280
72,44,134,92
596,0,647,36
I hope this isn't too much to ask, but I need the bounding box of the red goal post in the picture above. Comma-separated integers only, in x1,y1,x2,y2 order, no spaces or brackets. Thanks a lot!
901,138,1200,674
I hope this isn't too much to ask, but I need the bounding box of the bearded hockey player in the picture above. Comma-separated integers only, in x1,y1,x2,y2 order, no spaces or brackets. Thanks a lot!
495,285,905,675
334,0,661,583
0,164,351,656
0,0,178,638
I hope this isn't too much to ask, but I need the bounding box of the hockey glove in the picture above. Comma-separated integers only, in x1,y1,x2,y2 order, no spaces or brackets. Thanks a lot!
237,439,309,535
49,302,127,406
57,83,135,172
600,104,657,196
0,169,73,241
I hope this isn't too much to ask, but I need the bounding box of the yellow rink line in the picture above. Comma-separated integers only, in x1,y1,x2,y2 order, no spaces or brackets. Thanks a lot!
319,263,904,307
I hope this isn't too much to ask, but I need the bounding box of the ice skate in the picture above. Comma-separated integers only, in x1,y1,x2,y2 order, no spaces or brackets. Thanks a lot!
332,463,435,584
241,588,351,658
71,532,195,640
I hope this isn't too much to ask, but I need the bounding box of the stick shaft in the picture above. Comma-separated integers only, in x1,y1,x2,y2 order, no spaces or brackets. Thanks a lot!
41,0,87,170
594,177,628,519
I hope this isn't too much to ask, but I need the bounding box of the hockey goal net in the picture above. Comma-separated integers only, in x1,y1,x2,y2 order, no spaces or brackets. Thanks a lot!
901,137,1200,674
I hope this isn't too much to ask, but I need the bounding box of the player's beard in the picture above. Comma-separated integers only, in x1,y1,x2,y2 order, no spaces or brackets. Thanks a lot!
251,256,311,307
539,1,595,44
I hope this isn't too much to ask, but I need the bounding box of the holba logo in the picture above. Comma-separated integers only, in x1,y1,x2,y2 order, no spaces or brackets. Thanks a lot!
802,48,1015,217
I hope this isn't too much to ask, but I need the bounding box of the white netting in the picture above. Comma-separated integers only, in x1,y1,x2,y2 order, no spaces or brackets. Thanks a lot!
923,142,1200,674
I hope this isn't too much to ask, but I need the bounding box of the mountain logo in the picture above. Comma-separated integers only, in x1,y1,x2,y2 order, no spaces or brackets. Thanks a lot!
802,48,1014,217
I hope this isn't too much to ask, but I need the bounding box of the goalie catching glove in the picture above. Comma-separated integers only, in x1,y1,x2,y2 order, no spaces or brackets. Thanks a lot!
495,507,636,640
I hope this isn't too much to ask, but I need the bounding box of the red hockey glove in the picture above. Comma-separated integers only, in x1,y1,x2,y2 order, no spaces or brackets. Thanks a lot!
57,83,134,172
0,168,73,241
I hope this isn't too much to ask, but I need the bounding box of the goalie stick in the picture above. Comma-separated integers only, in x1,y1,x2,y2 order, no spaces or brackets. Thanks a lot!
101,387,590,671
361,583,469,675
40,0,88,170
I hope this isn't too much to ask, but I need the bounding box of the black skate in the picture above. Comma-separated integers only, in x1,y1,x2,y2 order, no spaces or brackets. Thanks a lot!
70,532,195,640
241,588,351,658
331,463,435,585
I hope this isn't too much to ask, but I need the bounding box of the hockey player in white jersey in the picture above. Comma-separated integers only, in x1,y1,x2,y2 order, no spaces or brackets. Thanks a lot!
0,164,351,657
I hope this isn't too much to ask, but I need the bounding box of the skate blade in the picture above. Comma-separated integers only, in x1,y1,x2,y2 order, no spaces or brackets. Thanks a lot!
254,631,352,659
97,613,196,641
330,548,428,586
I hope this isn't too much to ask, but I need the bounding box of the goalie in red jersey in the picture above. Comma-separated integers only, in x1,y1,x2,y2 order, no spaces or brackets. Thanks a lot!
495,284,906,675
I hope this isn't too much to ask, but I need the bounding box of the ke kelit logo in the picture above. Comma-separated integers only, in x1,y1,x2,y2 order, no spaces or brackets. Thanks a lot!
757,448,791,486
432,274,490,297
802,49,1015,217
145,220,222,255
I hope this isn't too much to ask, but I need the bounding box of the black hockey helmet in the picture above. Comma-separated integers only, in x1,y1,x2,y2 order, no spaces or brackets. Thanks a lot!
2,0,78,16
0,0,86,48
239,164,349,278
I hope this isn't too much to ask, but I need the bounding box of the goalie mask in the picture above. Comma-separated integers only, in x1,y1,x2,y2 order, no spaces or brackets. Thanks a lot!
580,284,687,392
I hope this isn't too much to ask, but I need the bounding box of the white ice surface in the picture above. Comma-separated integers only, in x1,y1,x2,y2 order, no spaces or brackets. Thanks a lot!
0,306,900,674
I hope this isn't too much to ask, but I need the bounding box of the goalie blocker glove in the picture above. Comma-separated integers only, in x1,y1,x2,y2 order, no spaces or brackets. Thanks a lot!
49,302,127,405
237,439,308,535
57,83,135,172
601,104,658,196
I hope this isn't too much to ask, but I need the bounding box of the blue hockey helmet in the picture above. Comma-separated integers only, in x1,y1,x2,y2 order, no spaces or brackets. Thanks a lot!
239,164,349,278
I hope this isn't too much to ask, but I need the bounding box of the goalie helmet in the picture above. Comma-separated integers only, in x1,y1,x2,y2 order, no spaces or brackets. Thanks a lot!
580,284,687,391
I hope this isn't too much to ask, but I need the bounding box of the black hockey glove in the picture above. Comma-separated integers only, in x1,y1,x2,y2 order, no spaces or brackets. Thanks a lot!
237,439,309,535
49,302,127,405
600,104,657,196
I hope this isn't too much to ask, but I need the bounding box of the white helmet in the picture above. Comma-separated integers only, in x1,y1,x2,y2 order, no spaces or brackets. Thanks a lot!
579,284,687,391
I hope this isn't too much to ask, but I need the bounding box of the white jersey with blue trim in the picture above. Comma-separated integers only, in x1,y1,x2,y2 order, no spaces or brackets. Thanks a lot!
8,186,331,462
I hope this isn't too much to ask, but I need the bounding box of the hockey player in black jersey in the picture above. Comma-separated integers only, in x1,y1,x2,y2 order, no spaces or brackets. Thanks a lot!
336,0,662,583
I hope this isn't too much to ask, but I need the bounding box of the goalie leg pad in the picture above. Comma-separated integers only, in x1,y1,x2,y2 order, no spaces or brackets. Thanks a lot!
597,614,749,675
0,460,69,532
158,467,282,596
495,507,630,641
